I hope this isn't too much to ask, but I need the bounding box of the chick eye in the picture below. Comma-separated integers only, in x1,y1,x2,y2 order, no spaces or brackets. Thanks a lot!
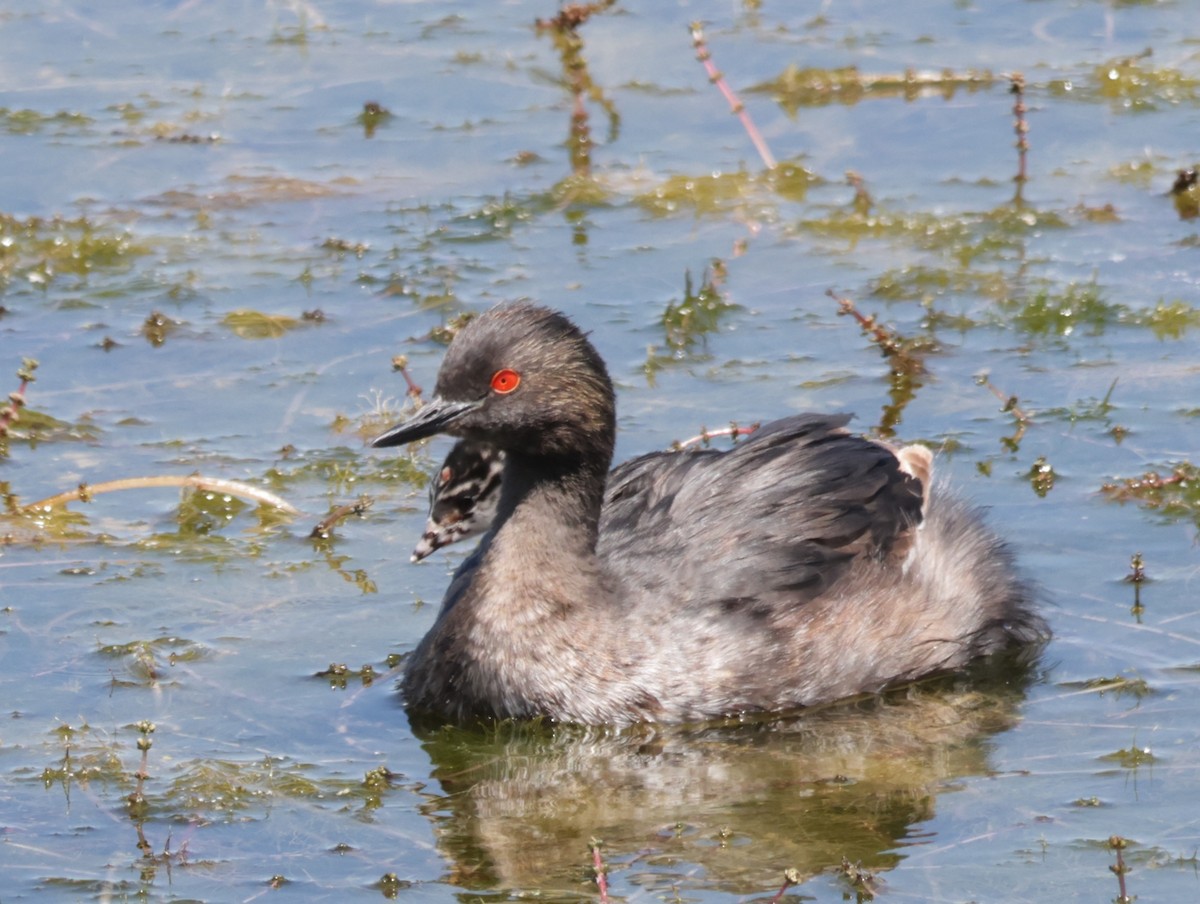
490,368,521,394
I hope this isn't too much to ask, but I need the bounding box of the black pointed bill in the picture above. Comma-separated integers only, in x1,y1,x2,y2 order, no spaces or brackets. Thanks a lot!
371,397,484,448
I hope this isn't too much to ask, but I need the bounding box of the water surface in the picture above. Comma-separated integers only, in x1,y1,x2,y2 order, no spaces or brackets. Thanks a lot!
3,1,1200,901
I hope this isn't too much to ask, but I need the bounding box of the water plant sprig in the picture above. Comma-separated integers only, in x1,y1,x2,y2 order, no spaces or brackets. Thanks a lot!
669,422,759,451
22,475,300,515
310,496,373,540
767,868,801,904
1126,552,1146,619
1109,835,1132,904
588,838,609,904
535,1,620,180
1009,73,1030,189
830,289,932,436
976,372,1032,453
690,22,777,170
0,358,38,446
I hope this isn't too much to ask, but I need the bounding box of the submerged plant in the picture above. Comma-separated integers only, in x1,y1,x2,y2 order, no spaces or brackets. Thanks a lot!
0,358,37,456
221,309,305,339
357,100,393,138
1102,462,1200,533
0,106,92,135
1055,53,1200,111
750,64,995,116
0,212,149,292
644,266,738,380
638,162,818,217
831,290,935,437
535,1,620,183
660,266,738,351
1010,279,1117,337
38,723,127,796
1170,168,1199,220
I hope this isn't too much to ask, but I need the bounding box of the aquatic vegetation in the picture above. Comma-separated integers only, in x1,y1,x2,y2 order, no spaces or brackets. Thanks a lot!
1026,456,1057,498
1008,283,1200,339
316,661,381,689
22,475,299,515
832,290,936,436
644,267,738,379
1109,835,1133,904
794,200,1067,264
1107,157,1159,187
1059,675,1155,700
263,544,379,594
639,170,760,216
1,498,96,543
1074,201,1120,223
33,720,403,830
1098,743,1158,769
1009,73,1030,185
167,756,402,817
837,858,881,900
521,1,627,220
660,266,737,350
96,636,212,687
0,358,37,457
0,212,149,293
1102,462,1200,533
357,100,393,138
958,204,1070,264
139,310,179,346
322,236,370,258
1,405,103,449
1050,53,1200,111
0,106,91,135
637,162,818,217
869,265,1010,307
423,311,477,345
264,446,429,495
1011,280,1118,337
691,22,777,170
1132,299,1200,338
207,174,345,209
3,3,1200,902
1040,381,1120,426
174,487,251,537
1170,167,1200,220
750,64,995,116
445,194,538,241
36,723,128,792
308,496,374,541
221,309,305,339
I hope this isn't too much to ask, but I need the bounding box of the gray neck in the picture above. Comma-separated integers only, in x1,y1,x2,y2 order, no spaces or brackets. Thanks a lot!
491,450,608,555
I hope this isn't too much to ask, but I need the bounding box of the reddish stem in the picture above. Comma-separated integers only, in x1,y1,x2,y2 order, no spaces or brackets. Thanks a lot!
590,842,609,904
767,872,796,904
675,423,759,450
690,23,777,170
392,359,424,400
1,376,32,435
1010,73,1029,184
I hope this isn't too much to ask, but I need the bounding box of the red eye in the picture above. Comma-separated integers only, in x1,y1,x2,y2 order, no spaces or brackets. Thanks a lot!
491,368,521,394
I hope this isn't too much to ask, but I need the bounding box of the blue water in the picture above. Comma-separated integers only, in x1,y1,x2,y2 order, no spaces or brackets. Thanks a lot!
2,1,1200,901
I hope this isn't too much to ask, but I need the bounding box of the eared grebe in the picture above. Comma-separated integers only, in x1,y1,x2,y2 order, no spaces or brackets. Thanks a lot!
373,302,1046,725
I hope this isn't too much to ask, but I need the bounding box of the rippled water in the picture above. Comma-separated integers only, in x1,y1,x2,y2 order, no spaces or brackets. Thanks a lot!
2,1,1200,901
